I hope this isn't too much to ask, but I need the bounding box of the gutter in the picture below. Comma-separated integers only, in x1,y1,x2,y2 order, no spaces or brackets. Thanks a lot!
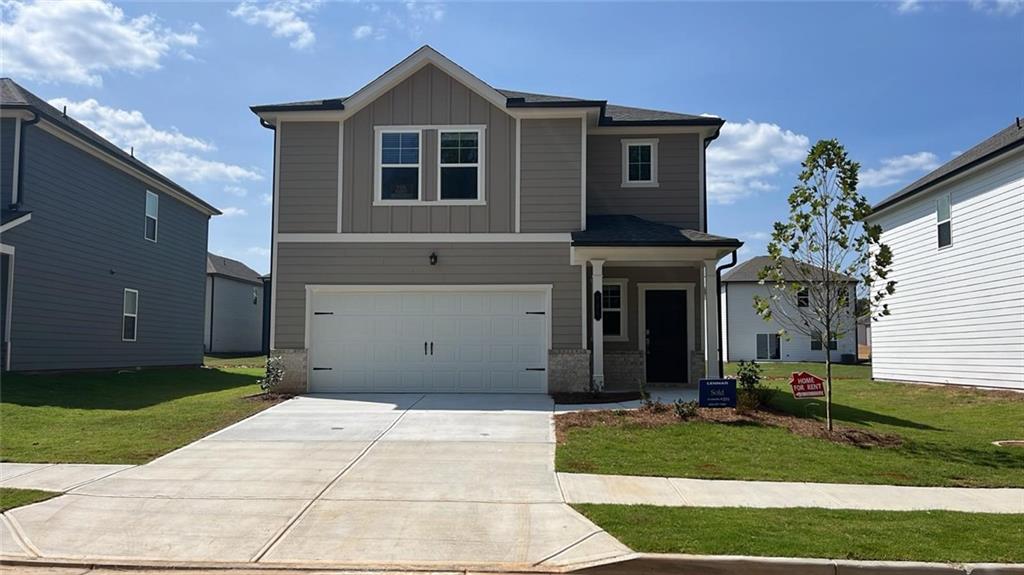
716,250,738,376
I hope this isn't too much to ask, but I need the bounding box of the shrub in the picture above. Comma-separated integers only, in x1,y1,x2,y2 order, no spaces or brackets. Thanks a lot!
674,399,699,420
259,355,285,393
735,360,773,411
641,398,670,413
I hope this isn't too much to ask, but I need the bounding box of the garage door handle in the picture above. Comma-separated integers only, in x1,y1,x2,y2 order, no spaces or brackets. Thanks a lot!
312,367,332,371
430,342,434,355
526,368,546,372
424,342,428,355
525,311,545,315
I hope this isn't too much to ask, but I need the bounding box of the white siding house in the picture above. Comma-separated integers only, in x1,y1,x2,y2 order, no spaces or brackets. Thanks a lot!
205,253,265,354
866,120,1024,390
721,256,857,363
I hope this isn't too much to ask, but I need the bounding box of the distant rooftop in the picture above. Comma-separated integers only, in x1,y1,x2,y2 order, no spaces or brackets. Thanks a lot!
722,255,857,283
207,253,262,284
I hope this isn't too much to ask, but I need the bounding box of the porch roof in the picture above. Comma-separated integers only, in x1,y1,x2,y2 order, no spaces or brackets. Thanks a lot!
572,215,741,248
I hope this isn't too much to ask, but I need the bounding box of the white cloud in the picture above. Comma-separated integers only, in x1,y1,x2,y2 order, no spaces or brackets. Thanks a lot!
743,231,771,241
352,24,374,39
230,0,320,50
359,0,444,40
969,0,1023,15
706,120,810,205
860,152,940,188
0,0,198,86
49,97,261,184
896,0,923,13
224,185,248,197
246,246,271,257
220,206,248,217
261,193,273,206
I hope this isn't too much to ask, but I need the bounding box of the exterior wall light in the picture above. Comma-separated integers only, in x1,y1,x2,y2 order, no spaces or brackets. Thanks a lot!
429,252,438,266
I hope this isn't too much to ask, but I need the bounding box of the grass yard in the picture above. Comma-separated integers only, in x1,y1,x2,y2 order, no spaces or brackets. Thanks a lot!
0,488,58,512
574,505,1024,563
557,362,1024,487
204,354,267,369
1,366,277,464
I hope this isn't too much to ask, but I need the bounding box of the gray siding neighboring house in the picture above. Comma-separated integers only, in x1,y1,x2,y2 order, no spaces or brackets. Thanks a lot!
251,46,740,394
0,78,219,371
205,253,265,354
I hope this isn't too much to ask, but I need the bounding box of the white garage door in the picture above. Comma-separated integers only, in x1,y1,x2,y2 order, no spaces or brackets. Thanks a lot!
307,286,550,393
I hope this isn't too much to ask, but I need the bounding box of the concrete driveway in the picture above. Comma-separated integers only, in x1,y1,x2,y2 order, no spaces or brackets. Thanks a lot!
2,394,630,571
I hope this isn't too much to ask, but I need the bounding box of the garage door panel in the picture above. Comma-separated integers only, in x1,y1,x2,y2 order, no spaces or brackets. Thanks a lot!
309,288,549,393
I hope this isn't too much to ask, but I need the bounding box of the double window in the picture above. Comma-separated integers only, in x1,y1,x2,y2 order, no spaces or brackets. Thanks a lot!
376,127,484,204
621,139,658,187
756,333,780,360
122,289,139,342
811,336,838,351
602,280,627,341
937,194,952,248
145,191,158,242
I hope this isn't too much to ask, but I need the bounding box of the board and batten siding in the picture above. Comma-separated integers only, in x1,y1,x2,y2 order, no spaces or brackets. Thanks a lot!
723,282,856,363
3,125,209,370
870,149,1024,389
341,64,517,233
274,242,581,350
587,133,701,230
277,121,339,233
519,118,582,232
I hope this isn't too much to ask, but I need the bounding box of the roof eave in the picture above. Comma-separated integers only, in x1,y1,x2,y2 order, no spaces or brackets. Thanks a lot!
598,117,725,127
249,100,346,114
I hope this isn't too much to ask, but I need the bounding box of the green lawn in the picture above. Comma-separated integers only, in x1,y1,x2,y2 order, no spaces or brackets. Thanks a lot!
557,362,1024,487
0,488,58,512
574,505,1024,563
1,366,275,464
204,354,267,369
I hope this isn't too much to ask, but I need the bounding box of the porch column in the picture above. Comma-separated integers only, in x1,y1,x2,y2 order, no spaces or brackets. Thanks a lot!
591,259,605,390
703,259,721,379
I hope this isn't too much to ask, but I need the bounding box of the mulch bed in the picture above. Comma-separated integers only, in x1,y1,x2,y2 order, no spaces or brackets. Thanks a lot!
551,391,643,404
244,392,293,403
555,403,904,449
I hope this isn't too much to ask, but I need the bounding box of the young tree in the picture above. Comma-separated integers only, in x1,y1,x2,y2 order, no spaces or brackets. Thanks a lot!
753,139,895,431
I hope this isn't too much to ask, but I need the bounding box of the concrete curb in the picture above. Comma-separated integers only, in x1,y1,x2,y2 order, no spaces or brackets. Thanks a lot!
572,554,1024,575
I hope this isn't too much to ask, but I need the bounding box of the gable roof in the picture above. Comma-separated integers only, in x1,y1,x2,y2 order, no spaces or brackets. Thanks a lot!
871,118,1024,214
207,252,262,284
722,255,857,283
0,78,219,216
571,215,741,247
250,46,722,128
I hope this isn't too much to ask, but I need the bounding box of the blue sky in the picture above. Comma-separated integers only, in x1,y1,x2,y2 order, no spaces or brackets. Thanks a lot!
2,0,1021,273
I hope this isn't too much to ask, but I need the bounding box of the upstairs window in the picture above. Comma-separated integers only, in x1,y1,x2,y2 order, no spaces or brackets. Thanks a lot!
621,139,658,187
145,191,158,242
122,289,139,342
602,280,627,341
378,131,420,201
937,194,952,248
439,130,482,201
797,288,809,308
811,335,838,351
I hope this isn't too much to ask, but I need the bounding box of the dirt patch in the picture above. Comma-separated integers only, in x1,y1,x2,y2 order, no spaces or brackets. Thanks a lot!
552,391,643,404
244,392,293,403
555,404,904,449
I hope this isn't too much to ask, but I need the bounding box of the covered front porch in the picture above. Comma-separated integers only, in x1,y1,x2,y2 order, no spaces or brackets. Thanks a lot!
571,215,742,391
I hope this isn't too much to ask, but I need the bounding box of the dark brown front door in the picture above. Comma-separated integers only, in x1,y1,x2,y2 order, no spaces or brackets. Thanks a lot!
644,289,687,383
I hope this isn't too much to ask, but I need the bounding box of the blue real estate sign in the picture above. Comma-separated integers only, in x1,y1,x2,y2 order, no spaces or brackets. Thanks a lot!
698,378,737,408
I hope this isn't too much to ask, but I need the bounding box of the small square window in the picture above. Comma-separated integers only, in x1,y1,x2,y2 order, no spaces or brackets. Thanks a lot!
622,140,658,187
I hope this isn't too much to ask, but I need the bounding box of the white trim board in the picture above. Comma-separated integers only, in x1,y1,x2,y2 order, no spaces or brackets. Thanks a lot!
269,122,282,350
277,232,572,243
0,213,32,234
1,244,13,371
638,282,697,384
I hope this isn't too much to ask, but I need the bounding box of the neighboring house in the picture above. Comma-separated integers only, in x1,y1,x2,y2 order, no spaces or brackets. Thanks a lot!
721,255,858,364
250,46,742,394
205,253,265,354
0,78,219,371
866,119,1023,390
857,315,871,360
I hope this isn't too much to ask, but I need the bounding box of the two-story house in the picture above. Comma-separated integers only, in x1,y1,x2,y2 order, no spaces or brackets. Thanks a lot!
0,78,219,371
250,47,741,394
866,118,1023,390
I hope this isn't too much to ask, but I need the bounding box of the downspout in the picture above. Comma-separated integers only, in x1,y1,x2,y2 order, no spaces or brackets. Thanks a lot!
702,125,722,233
13,110,40,207
208,275,215,353
716,250,738,376
259,117,276,357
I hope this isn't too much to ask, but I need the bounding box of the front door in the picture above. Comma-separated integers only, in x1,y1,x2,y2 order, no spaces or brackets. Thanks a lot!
644,289,687,383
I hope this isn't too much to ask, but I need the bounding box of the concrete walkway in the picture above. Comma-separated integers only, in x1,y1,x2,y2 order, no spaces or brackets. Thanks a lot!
1,463,134,492
1,394,630,571
558,473,1024,514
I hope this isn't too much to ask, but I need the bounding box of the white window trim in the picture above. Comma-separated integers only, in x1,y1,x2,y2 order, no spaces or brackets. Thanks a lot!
145,191,158,243
374,127,423,206
937,192,952,249
122,288,139,342
621,138,659,188
437,127,486,205
602,278,628,342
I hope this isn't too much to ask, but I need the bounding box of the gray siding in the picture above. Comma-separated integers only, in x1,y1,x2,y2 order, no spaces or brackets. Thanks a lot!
3,125,209,370
205,275,264,353
520,118,582,232
278,121,339,233
588,266,704,352
274,242,581,350
1,118,15,207
341,64,517,233
587,133,701,229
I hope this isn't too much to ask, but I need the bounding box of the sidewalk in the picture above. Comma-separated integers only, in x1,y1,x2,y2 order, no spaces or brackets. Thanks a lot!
1,463,134,492
558,473,1024,514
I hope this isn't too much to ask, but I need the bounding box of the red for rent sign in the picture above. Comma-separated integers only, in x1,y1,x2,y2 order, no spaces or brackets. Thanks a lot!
790,371,826,398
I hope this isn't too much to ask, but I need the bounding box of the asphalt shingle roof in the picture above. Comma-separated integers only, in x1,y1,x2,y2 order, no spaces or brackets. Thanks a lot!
571,215,741,247
0,78,219,215
207,252,262,284
721,255,857,283
872,118,1024,213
